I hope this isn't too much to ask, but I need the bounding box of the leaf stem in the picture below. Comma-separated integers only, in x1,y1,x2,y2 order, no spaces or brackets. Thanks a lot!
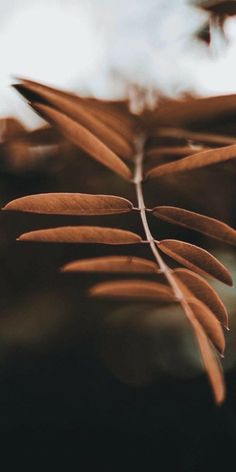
133,136,185,301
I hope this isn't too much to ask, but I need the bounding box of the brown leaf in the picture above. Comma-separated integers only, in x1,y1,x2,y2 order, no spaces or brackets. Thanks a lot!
145,93,236,128
61,256,159,273
173,268,228,327
199,1,236,16
187,313,225,405
186,298,225,355
152,206,236,245
146,146,202,159
158,239,233,286
83,99,136,143
29,103,132,181
13,80,134,160
152,127,236,146
146,144,236,179
89,279,176,301
18,226,142,244
3,193,133,215
0,117,26,142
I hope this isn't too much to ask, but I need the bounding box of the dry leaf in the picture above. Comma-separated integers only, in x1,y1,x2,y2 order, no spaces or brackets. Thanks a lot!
18,226,142,244
152,206,236,245
145,93,236,128
90,279,176,301
3,193,133,215
158,239,233,285
173,268,228,327
152,127,236,146
187,298,225,355
146,143,236,179
61,256,158,273
146,146,201,159
14,80,134,160
30,103,132,181
187,313,225,404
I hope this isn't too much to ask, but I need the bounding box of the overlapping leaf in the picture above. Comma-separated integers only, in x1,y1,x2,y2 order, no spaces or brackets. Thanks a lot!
146,144,236,179
173,268,228,327
153,206,236,245
187,312,225,405
14,80,134,160
31,103,132,180
186,298,225,355
158,239,233,285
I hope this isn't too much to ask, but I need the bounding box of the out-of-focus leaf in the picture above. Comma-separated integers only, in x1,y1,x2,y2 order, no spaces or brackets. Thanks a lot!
61,256,159,273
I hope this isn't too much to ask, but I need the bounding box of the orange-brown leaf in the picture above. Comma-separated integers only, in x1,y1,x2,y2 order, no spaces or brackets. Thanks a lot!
14,80,134,159
3,193,133,215
90,279,176,301
152,127,236,147
173,268,228,327
146,146,202,159
30,103,132,181
18,226,142,244
158,239,233,286
187,313,225,405
146,144,236,179
61,256,158,273
187,298,225,355
0,117,26,142
152,206,236,245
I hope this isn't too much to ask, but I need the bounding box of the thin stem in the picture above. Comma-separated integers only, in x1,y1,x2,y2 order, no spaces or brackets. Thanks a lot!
133,135,185,302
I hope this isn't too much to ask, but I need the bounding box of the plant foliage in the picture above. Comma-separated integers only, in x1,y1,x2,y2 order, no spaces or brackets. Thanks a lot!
3,77,236,404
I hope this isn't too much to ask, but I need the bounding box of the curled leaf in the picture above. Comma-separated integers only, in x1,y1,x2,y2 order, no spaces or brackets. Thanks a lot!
90,279,176,301
146,143,236,179
18,226,142,244
3,193,134,216
61,256,159,273
173,268,228,327
158,239,233,286
152,206,236,245
30,103,132,181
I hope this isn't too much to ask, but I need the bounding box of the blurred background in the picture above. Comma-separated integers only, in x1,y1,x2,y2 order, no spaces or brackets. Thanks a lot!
1,0,236,469
1,0,236,125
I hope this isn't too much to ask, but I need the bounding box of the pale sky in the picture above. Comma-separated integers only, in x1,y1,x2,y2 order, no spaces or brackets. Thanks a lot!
0,0,236,126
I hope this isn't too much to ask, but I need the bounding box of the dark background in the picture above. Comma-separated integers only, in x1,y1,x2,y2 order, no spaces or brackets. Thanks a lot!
0,136,236,470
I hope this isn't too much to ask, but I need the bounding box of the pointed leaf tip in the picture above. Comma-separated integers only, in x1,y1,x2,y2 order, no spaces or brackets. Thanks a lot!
3,193,134,216
158,239,233,286
18,226,142,244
